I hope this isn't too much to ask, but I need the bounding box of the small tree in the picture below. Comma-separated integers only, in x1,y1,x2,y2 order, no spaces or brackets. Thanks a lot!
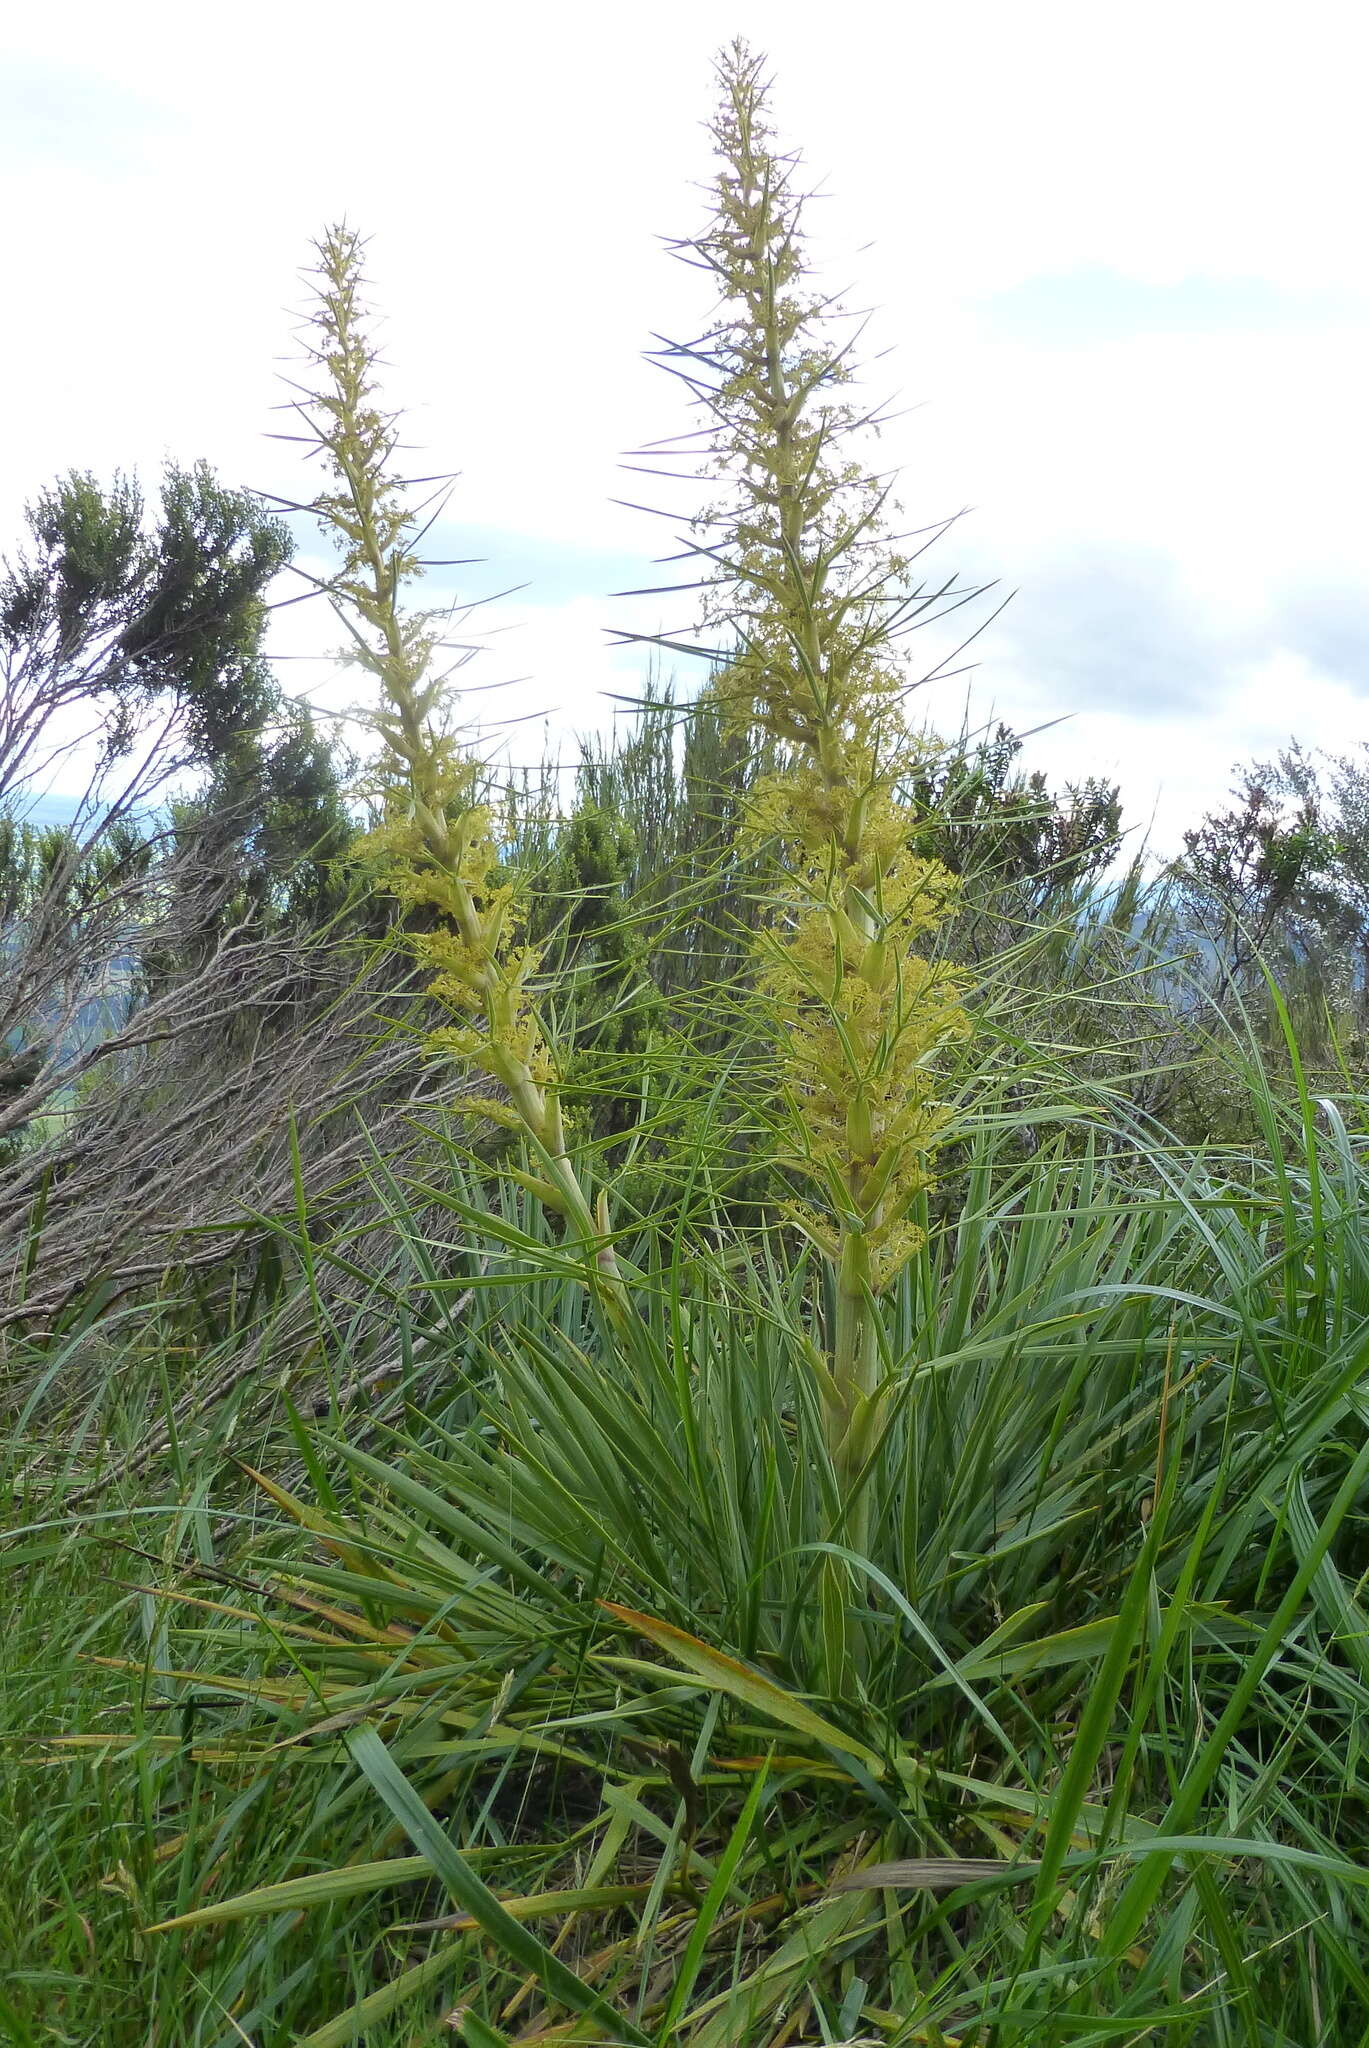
913,723,1122,908
0,463,376,1325
0,465,294,1140
0,464,290,813
1177,745,1350,1004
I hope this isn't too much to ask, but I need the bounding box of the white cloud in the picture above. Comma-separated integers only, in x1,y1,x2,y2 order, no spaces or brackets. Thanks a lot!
5,0,1369,849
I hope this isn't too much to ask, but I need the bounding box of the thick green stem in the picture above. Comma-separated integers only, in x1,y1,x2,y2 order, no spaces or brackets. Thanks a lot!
832,1232,879,1547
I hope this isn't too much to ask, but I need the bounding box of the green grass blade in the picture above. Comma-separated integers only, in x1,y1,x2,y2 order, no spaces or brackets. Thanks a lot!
345,1722,649,2043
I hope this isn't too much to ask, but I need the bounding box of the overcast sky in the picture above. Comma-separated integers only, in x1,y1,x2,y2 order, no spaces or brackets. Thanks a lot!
5,0,1368,850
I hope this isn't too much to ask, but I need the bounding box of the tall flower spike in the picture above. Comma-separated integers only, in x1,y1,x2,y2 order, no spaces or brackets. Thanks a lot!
644,46,975,1528
292,227,622,1301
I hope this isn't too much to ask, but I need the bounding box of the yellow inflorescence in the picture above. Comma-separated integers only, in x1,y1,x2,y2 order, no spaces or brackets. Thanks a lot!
685,46,971,1308
302,227,566,1171
358,778,555,1125
756,768,968,1293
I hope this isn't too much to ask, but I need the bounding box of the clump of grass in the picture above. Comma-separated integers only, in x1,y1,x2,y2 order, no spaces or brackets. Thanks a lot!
23,1053,1354,2046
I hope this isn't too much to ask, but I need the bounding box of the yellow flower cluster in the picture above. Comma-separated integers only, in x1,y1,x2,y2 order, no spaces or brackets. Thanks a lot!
754,760,967,1293
676,48,971,1310
359,778,553,1115
299,226,617,1287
